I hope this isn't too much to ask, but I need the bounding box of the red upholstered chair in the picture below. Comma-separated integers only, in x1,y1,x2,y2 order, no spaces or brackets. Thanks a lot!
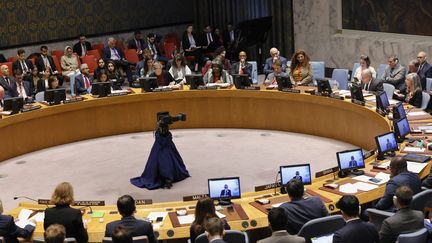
7,56,18,63
92,43,105,55
0,62,13,76
87,49,101,60
115,40,126,51
51,50,64,59
82,55,97,75
163,42,176,60
124,49,139,64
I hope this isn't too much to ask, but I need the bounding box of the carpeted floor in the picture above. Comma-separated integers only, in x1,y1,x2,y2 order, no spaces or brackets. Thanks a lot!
1,128,357,212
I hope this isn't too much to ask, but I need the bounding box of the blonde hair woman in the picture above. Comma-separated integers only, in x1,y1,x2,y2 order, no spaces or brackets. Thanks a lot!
44,182,88,243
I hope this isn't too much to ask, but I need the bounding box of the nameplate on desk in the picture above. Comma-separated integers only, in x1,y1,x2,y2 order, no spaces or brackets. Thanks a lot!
74,200,105,206
281,88,300,93
254,182,281,192
153,87,173,92
135,199,153,205
38,199,51,205
183,194,209,202
315,166,339,178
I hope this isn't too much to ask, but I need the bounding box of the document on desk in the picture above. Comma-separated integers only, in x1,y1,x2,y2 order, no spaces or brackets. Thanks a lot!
271,202,283,208
353,174,388,185
215,211,226,219
352,182,378,191
403,147,426,153
147,212,168,221
375,172,391,182
311,234,334,243
407,111,428,117
15,209,33,228
407,161,428,174
339,183,358,194
178,214,195,225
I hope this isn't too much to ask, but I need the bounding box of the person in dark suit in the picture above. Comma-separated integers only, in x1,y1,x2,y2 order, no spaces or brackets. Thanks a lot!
190,198,230,243
220,184,232,197
12,49,34,81
231,51,252,76
74,64,93,95
44,224,66,243
73,35,93,57
202,25,222,54
204,218,227,243
36,46,63,86
182,25,206,66
263,47,288,76
361,69,383,92
102,37,133,85
405,73,423,108
146,33,169,64
44,182,88,243
292,171,303,182
348,156,358,168
0,199,36,243
383,56,406,91
279,179,329,235
375,156,421,211
111,225,132,243
104,195,156,243
333,195,379,243
379,186,424,243
257,208,305,243
416,51,432,90
127,31,146,60
36,67,52,93
10,70,32,99
149,62,174,88
0,64,17,98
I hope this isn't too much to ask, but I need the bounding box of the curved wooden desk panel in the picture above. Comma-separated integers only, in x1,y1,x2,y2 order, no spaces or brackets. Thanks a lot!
0,90,390,162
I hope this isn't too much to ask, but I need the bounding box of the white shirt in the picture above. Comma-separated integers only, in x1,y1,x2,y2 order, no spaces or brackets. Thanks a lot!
20,60,29,72
42,55,51,68
354,66,376,81
16,82,27,99
188,34,196,48
169,65,191,81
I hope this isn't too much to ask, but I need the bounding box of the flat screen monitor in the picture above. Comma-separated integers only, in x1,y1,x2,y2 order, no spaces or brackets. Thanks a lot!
232,74,251,89
276,75,292,91
376,91,390,112
350,82,364,102
280,163,312,185
3,97,24,114
45,88,66,105
375,132,398,154
316,78,332,94
208,177,241,200
393,103,406,120
91,82,111,97
185,74,204,89
139,77,157,92
336,148,365,171
395,117,410,139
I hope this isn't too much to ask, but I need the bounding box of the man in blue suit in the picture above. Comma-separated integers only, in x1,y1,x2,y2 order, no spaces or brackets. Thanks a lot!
416,51,432,90
0,200,36,243
333,195,379,243
11,70,32,99
105,195,157,243
263,47,287,76
375,156,421,211
102,37,133,86
279,179,328,234
74,64,93,95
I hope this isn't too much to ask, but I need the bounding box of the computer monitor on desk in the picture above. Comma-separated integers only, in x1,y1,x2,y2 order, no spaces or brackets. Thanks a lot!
280,164,311,194
336,148,365,178
45,88,66,105
276,76,292,91
3,97,24,114
232,74,251,89
185,74,204,90
91,82,111,97
350,82,364,102
208,177,241,206
139,77,157,92
393,103,406,120
316,79,332,96
395,117,411,142
376,91,390,113
375,132,398,160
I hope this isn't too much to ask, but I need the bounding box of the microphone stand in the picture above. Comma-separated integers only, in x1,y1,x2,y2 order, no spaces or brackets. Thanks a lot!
14,196,49,208
274,171,281,196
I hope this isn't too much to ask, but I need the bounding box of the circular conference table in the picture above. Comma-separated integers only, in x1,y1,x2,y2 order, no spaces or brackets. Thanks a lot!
4,87,409,242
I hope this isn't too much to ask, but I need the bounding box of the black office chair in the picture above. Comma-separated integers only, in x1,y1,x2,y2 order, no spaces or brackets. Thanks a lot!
193,230,249,243
366,208,395,231
297,215,345,243
102,236,148,243
33,237,77,243
397,228,428,243
411,189,432,212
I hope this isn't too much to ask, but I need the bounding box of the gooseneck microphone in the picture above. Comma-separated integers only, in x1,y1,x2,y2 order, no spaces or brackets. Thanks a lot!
14,196,49,208
78,205,93,214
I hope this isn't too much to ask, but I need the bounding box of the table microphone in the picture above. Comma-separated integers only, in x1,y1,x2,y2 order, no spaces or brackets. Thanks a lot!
78,205,93,214
274,171,281,196
14,196,49,208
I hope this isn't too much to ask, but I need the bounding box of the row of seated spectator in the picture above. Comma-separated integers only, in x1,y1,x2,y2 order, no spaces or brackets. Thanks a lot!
2,156,432,243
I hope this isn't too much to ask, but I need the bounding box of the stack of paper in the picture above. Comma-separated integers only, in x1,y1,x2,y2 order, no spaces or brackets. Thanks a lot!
407,162,428,173
403,147,426,153
215,211,226,218
147,212,168,222
339,183,358,194
352,182,378,191
271,202,283,208
408,111,428,117
178,214,195,225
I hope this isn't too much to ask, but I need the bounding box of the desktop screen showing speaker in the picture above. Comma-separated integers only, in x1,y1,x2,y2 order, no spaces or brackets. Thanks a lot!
337,149,365,171
395,117,410,138
208,177,241,200
376,132,398,154
280,164,312,185
393,103,406,120
376,91,390,111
